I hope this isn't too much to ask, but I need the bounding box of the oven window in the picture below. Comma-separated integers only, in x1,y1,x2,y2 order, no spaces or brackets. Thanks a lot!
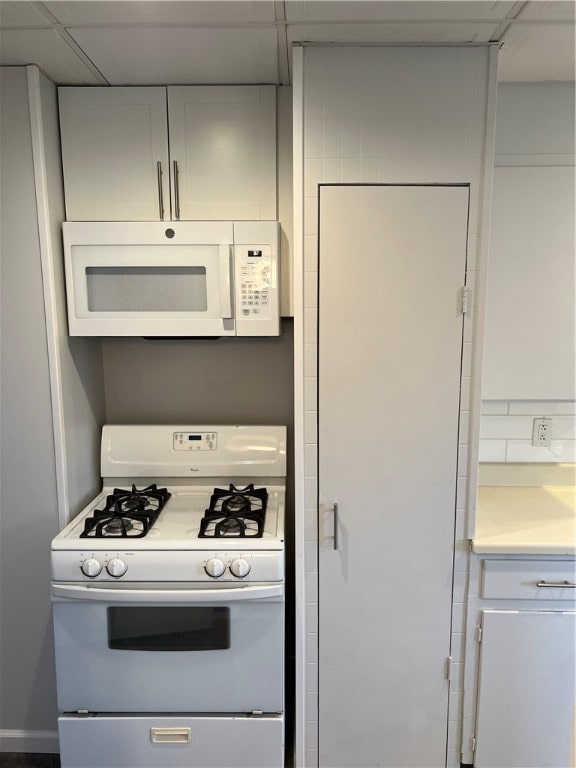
107,607,229,651
86,266,208,312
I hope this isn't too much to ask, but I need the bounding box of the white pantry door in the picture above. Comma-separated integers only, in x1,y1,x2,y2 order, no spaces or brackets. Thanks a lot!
318,185,469,768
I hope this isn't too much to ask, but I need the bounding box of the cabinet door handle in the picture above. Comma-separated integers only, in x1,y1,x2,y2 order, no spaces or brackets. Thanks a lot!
173,160,180,219
156,161,164,220
536,580,576,588
333,503,339,550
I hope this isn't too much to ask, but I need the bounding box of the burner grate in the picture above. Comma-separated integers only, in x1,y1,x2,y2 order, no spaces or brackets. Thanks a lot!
80,484,170,538
199,484,267,538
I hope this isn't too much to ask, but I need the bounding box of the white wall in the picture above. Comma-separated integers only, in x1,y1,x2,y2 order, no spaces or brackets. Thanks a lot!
294,44,497,768
479,82,576,465
0,67,60,753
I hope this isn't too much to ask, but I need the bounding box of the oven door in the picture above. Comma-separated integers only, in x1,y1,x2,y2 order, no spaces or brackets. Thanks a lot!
64,239,236,337
52,583,284,713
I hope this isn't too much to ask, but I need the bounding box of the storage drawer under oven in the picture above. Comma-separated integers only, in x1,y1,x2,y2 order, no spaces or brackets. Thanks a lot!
58,713,283,768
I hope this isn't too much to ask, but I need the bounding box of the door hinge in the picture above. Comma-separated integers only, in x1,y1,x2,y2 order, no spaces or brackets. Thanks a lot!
472,736,477,752
445,655,453,681
476,625,482,643
250,710,264,717
461,286,471,315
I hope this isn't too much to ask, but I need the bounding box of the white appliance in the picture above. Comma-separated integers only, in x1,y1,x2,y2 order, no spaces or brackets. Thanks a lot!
62,221,280,337
51,425,286,768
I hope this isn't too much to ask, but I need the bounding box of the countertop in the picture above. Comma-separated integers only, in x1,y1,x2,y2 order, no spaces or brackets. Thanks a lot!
473,486,576,555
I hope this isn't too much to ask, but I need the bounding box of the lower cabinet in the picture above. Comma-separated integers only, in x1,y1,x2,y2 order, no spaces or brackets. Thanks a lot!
464,556,576,768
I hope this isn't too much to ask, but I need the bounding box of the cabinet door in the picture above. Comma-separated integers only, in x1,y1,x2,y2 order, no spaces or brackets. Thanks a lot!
59,87,170,221
168,86,276,221
475,609,576,767
318,185,469,767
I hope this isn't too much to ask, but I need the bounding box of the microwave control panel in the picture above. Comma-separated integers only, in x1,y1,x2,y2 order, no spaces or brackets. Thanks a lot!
173,432,218,451
237,247,273,320
233,224,279,337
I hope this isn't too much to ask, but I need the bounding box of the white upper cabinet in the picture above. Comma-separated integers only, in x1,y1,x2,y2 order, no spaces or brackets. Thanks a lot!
59,87,170,221
167,86,276,221
58,85,276,222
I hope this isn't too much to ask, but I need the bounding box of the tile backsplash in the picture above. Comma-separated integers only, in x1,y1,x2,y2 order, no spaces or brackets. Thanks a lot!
479,400,576,463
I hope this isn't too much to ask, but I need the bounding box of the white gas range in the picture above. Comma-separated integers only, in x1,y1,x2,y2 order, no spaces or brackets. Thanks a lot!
51,425,286,768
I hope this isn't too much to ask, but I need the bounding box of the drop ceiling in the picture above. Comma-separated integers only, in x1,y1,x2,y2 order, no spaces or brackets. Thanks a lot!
0,1,574,86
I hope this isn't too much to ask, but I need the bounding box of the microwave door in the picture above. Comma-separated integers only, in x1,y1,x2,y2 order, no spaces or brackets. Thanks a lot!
66,244,236,337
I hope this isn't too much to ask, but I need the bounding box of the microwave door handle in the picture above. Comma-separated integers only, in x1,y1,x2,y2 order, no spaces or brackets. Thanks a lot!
51,583,283,603
219,245,233,318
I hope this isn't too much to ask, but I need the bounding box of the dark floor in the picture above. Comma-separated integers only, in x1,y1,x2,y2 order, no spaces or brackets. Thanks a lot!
0,756,60,768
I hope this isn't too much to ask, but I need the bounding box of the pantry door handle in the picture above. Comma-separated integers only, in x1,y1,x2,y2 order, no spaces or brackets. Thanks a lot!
150,727,191,744
156,161,164,220
333,503,339,550
173,160,180,219
536,580,576,588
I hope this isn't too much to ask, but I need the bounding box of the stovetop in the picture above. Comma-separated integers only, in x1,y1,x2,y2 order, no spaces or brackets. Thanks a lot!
53,482,284,551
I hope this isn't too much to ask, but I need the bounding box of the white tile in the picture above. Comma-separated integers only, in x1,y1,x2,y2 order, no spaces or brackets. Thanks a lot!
450,662,465,693
305,160,323,198
450,632,466,663
304,235,318,274
305,662,318,693
478,439,507,462
449,691,464,722
466,233,478,270
463,307,475,343
306,692,319,718
453,570,468,602
304,511,317,543
323,118,342,158
451,602,466,633
304,377,318,412
456,476,468,510
553,416,576,439
341,157,361,182
460,377,471,410
305,343,318,377
459,410,470,445
359,157,379,181
506,439,576,463
306,632,318,663
305,120,324,159
481,400,509,415
304,196,318,236
305,476,318,505
457,444,469,473
461,342,473,379
305,572,318,603
304,271,318,310
480,415,533,439
447,748,461,768
305,748,318,768
306,600,318,633
305,720,318,750
323,158,342,183
305,442,317,476
304,308,317,344
447,707,463,751
304,412,317,445
508,401,576,415
454,508,468,540
453,539,469,573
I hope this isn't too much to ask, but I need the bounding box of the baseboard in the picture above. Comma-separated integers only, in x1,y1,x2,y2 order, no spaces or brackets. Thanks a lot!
0,730,59,754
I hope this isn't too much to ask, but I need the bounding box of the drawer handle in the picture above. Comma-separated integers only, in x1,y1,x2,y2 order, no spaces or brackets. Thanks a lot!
536,580,576,588
150,727,191,744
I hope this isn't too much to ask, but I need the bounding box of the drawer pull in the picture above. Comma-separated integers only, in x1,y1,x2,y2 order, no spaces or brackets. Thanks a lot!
150,727,191,744
536,580,576,588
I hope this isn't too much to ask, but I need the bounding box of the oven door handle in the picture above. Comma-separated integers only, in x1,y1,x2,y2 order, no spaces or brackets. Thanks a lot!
51,583,284,603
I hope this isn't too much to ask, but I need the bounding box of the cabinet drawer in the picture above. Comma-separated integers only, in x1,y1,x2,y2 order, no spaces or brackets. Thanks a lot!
481,559,576,600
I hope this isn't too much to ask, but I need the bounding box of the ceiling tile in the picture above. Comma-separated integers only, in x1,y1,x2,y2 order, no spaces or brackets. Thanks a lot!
68,26,278,84
0,28,103,83
519,1,576,21
287,22,501,45
498,22,576,80
0,1,54,27
44,1,277,25
285,1,517,22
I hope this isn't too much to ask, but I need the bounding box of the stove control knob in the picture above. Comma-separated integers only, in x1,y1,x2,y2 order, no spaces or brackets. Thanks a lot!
230,558,251,578
205,558,225,578
80,558,102,578
106,558,128,578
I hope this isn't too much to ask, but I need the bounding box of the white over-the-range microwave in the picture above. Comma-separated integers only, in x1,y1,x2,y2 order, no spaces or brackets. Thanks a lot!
62,220,280,337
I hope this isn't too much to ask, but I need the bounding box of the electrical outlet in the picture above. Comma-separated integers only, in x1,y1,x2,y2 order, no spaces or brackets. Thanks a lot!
532,418,552,447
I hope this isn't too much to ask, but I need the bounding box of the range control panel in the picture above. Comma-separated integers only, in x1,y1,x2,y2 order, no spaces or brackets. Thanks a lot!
173,432,217,451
